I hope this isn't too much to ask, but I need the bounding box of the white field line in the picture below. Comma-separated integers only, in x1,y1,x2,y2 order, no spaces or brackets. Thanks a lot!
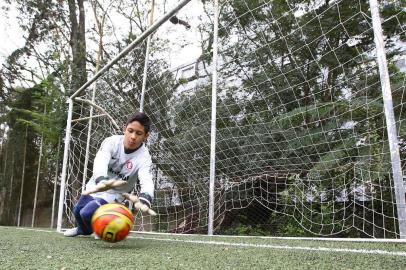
132,230,406,243
131,235,406,257
13,227,55,233
6,227,406,257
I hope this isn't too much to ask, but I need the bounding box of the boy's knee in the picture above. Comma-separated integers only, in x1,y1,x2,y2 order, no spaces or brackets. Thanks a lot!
73,205,81,217
79,208,94,222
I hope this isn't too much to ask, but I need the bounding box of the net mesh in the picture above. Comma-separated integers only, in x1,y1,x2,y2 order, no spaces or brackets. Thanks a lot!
62,0,406,238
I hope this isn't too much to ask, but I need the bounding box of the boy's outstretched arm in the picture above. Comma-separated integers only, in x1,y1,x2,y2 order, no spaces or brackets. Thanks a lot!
122,192,157,216
82,178,127,195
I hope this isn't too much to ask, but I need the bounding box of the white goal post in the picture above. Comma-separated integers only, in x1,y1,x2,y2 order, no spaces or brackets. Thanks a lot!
57,0,406,239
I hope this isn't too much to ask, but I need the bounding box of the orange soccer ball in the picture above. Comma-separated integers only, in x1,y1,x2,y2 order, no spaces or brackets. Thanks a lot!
91,203,134,243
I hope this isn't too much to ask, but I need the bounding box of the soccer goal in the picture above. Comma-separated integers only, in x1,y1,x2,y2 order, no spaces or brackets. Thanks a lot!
58,0,406,239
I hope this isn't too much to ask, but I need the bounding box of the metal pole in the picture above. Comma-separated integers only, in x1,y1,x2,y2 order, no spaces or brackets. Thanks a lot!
82,18,105,191
2,143,8,221
32,106,46,227
3,143,8,185
208,0,219,236
8,152,14,221
81,88,96,192
369,0,406,238
17,125,28,227
57,99,74,232
70,0,192,99
73,97,121,131
51,137,61,228
31,132,44,227
140,0,155,112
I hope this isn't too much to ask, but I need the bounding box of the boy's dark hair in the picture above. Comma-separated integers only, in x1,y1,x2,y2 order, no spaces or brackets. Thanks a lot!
125,112,151,133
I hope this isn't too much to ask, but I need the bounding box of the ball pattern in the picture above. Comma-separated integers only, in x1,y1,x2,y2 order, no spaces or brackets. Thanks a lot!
91,203,134,243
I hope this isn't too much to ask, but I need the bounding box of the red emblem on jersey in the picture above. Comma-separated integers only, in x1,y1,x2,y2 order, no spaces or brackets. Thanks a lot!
126,160,133,169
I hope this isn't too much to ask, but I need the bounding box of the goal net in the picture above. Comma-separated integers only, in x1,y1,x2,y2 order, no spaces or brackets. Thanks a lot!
59,0,406,238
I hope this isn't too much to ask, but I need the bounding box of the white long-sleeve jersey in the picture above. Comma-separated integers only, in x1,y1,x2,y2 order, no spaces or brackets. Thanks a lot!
85,135,154,204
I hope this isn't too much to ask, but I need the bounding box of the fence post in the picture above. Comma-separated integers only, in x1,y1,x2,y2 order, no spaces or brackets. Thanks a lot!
51,137,61,228
17,125,28,227
32,106,46,227
8,152,14,223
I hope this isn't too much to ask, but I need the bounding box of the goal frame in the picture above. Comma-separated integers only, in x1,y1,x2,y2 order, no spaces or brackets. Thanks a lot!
56,0,406,238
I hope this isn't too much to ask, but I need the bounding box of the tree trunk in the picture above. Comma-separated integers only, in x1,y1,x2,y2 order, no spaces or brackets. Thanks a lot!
68,0,87,94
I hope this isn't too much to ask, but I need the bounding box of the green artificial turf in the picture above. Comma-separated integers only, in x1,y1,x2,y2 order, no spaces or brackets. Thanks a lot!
1,226,406,270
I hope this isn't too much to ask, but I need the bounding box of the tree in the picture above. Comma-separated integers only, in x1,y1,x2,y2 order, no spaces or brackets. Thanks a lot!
0,73,65,225
68,0,87,94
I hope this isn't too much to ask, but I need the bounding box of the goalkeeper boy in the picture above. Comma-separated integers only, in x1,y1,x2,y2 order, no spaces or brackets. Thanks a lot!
64,112,155,237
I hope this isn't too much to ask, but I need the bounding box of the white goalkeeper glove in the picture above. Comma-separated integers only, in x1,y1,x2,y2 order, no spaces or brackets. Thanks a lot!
82,178,128,195
122,192,157,216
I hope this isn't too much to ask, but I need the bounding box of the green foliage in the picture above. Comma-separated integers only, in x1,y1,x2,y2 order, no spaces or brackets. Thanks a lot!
10,75,65,144
0,72,66,224
219,208,311,237
268,212,311,237
221,224,268,236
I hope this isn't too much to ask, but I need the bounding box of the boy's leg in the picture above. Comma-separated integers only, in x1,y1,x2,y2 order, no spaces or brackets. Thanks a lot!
72,195,96,235
79,197,107,235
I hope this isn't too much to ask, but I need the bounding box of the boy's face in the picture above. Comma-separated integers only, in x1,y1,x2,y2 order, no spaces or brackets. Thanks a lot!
123,121,149,150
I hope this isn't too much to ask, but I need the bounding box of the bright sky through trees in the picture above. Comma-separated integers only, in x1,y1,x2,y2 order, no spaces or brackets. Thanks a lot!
0,1,203,69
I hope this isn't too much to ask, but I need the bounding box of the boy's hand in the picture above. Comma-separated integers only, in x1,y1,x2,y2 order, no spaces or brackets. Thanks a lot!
122,192,157,216
82,179,127,195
